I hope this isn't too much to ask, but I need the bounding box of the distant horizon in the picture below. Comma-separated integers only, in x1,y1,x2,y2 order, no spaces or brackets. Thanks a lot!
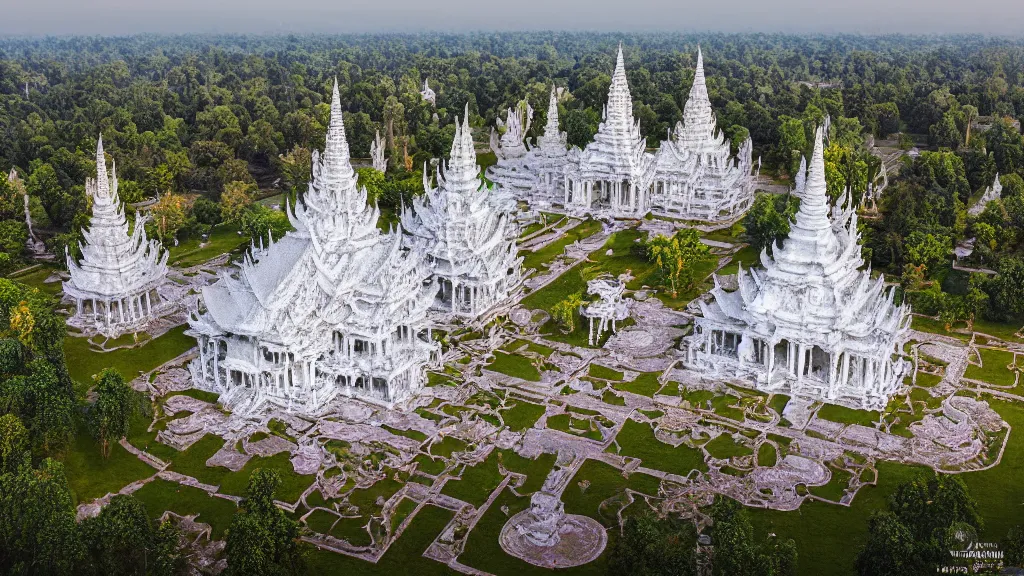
4,0,1024,37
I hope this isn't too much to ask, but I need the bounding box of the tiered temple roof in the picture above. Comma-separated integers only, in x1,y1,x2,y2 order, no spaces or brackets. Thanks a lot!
564,44,656,216
650,48,754,221
64,136,169,335
403,107,522,320
487,86,572,206
188,81,438,415
486,101,537,198
686,127,910,410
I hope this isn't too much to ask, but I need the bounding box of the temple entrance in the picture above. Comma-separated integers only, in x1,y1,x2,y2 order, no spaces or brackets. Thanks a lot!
809,346,830,380
774,340,791,374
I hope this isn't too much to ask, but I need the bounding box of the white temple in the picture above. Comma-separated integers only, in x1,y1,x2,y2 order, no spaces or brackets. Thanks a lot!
370,130,388,173
563,45,656,217
64,136,169,336
684,127,911,410
649,49,755,221
968,173,1002,217
487,86,572,207
188,81,438,414
402,107,523,321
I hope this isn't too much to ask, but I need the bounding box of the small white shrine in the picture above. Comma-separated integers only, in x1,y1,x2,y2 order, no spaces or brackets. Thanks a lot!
64,136,169,337
684,127,911,410
188,81,438,415
402,107,523,320
420,79,436,105
370,130,388,173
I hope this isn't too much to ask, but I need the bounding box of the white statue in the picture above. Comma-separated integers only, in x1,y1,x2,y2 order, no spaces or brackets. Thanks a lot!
581,275,630,345
370,130,387,173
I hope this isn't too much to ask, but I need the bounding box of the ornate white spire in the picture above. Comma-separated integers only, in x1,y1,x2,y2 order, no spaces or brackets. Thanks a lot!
64,134,169,334
537,85,567,154
370,129,388,173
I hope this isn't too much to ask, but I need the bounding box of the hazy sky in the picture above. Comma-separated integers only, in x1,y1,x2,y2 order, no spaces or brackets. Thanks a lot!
3,0,1023,36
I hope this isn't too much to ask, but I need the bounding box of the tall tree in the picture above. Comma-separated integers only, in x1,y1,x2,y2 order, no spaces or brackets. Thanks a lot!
224,468,306,576
88,368,141,458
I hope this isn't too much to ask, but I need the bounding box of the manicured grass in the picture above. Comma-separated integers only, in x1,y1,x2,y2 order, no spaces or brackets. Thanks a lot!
815,404,880,428
963,348,1017,387
748,461,927,576
9,264,63,295
348,474,405,513
971,318,1024,343
168,223,247,268
961,398,1024,543
414,454,448,476
562,459,661,522
429,436,468,458
306,509,339,534
613,419,708,477
601,389,626,406
459,488,609,576
758,442,778,467
546,413,604,441
167,434,227,485
306,505,454,575
612,372,662,397
704,434,754,460
382,425,428,443
218,452,314,503
486,352,541,381
390,497,419,533
441,452,504,507
910,315,970,340
500,450,556,494
520,219,603,272
768,393,790,416
167,388,220,404
588,363,624,381
133,479,237,538
65,324,195,385
500,401,545,432
63,423,157,503
810,469,852,502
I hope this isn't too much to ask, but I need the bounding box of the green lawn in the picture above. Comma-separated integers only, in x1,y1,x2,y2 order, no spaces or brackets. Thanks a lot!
500,450,556,494
757,442,778,467
815,404,880,428
486,352,541,381
500,338,554,357
9,264,63,296
748,461,926,576
613,419,708,476
63,423,157,504
441,451,504,507
168,223,248,268
589,363,624,381
133,479,237,538
500,401,546,432
305,505,454,575
520,219,603,272
704,434,754,460
217,452,315,504
65,324,195,385
562,458,661,523
963,348,1017,387
612,372,662,397
810,469,852,502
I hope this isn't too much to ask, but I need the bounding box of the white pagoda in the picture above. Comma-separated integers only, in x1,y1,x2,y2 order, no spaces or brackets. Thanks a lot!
188,81,438,415
64,136,169,336
684,127,911,410
487,86,572,207
403,108,523,321
650,49,755,222
564,45,656,217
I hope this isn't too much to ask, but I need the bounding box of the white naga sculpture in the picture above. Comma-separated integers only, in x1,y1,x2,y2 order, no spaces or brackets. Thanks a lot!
650,48,755,222
420,78,436,105
581,275,630,345
402,106,523,320
188,81,438,415
968,173,1002,217
685,127,911,410
64,136,169,337
563,44,656,217
370,130,388,173
488,86,571,206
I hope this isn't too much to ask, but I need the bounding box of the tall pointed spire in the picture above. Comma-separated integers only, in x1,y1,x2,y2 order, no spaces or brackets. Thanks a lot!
799,126,830,221
94,134,110,200
544,85,560,136
326,78,351,166
605,42,633,130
